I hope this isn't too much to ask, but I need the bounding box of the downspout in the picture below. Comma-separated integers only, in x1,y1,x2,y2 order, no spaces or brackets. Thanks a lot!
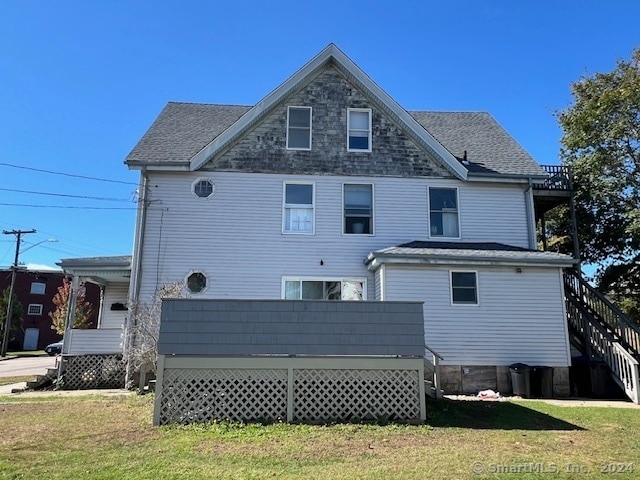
124,168,149,386
524,178,536,250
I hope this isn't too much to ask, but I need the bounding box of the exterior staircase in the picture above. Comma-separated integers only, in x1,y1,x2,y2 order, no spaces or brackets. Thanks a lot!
563,268,640,404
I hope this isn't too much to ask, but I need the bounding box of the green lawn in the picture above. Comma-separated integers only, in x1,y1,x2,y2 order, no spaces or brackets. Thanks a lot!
0,394,638,479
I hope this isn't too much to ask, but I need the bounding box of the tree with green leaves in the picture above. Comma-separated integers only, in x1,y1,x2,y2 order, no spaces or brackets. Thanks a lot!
49,277,94,335
0,287,24,344
554,47,640,322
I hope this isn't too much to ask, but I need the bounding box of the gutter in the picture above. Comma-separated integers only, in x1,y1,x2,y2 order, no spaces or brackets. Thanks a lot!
365,253,577,271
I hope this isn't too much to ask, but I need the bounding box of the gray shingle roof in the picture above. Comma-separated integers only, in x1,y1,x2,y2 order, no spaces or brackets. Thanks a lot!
366,241,574,267
125,102,545,178
126,103,251,166
409,112,546,177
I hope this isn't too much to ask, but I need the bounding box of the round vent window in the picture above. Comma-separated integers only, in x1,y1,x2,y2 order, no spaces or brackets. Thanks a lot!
186,272,207,293
193,179,214,198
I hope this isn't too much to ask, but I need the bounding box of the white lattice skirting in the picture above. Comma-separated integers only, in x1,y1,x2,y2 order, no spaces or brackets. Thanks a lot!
154,356,426,425
61,354,126,390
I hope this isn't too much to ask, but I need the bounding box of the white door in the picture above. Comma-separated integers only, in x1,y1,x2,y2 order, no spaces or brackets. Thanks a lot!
23,328,40,351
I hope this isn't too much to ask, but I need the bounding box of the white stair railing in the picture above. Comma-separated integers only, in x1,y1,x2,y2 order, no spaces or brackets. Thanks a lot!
566,295,639,404
424,344,444,398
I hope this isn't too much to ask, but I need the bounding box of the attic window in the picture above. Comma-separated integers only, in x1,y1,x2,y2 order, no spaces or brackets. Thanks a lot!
186,271,207,293
286,106,312,150
347,108,371,152
192,178,214,198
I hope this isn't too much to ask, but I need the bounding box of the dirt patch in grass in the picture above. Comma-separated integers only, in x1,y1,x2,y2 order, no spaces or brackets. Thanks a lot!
0,395,158,450
0,375,34,386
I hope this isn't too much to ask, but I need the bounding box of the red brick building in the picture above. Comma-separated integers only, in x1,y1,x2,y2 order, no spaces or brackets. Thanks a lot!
0,269,100,351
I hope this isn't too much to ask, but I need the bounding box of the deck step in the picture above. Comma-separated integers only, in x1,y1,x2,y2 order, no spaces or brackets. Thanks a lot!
425,380,444,400
25,372,57,391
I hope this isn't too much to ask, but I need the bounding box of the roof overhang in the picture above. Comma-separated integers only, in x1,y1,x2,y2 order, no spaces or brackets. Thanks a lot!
57,256,132,285
189,44,468,180
365,247,576,271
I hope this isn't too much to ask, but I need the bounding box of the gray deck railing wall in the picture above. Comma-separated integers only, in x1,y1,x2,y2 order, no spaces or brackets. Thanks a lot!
158,299,425,357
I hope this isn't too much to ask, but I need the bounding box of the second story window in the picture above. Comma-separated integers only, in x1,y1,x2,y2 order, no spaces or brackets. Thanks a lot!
30,282,46,294
347,108,371,151
283,182,314,234
286,106,312,150
344,184,373,234
429,187,460,238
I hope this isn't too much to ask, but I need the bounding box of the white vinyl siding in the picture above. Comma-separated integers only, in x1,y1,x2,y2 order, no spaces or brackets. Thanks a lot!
99,283,129,329
383,265,571,367
347,108,371,151
67,328,122,355
286,106,312,150
283,182,314,234
134,172,531,305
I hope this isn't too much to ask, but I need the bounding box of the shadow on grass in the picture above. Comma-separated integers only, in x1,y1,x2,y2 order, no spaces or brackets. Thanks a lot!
427,399,584,431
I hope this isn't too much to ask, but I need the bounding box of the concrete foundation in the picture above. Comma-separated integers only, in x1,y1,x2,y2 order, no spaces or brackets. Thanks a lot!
439,365,571,397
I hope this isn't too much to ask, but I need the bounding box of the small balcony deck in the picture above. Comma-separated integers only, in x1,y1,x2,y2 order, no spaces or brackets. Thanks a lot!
533,165,573,218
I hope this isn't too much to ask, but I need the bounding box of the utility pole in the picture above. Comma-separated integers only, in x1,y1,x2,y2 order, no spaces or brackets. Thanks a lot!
1,229,36,357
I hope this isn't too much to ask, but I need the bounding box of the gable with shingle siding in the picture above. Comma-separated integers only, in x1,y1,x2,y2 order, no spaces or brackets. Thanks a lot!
203,67,452,178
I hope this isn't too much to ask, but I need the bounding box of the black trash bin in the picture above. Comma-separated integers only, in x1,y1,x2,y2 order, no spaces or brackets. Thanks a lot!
531,366,553,398
570,355,590,397
509,363,531,398
589,360,609,398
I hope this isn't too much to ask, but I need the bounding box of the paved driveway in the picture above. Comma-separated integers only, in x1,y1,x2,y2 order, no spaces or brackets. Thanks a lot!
0,355,58,377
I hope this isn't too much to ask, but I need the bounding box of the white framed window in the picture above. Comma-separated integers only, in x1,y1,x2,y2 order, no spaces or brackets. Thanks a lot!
429,187,460,238
344,183,373,234
450,271,478,305
283,277,366,301
286,106,312,150
27,304,43,315
30,282,46,295
185,271,207,294
347,108,372,152
283,182,314,234
192,178,215,199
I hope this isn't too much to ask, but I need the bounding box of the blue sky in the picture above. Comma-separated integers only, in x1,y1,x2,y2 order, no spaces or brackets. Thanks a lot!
1,1,638,270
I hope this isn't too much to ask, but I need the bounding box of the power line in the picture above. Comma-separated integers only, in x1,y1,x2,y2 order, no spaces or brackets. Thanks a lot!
0,187,135,203
0,203,136,210
0,161,138,185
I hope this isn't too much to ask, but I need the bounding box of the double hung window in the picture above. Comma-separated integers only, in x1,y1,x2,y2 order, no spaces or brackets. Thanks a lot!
283,183,314,234
429,187,460,237
450,271,478,305
347,109,371,151
344,184,373,234
286,106,312,150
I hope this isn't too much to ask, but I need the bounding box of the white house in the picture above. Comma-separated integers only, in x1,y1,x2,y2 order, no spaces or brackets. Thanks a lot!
120,43,577,402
